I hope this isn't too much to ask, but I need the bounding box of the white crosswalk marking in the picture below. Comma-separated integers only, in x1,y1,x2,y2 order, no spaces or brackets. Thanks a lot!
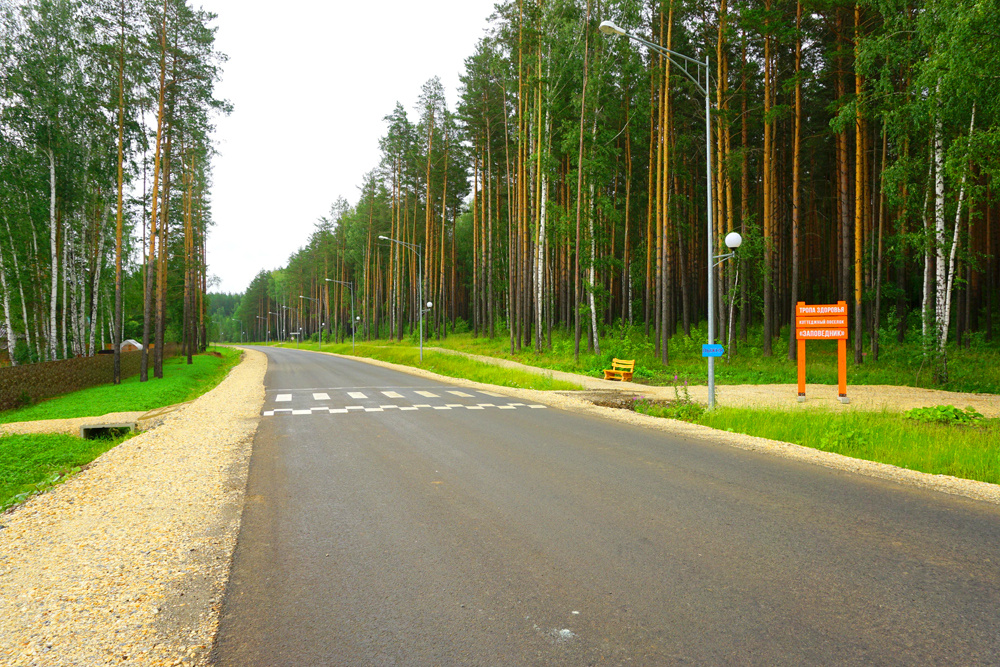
479,391,505,397
262,391,550,418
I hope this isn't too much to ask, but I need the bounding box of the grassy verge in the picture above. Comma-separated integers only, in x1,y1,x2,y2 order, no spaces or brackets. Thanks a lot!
295,341,582,391
0,348,242,510
633,400,1000,485
0,347,242,424
0,433,130,511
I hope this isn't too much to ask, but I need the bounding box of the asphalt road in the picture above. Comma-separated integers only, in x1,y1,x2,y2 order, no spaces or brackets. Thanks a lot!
211,346,1000,665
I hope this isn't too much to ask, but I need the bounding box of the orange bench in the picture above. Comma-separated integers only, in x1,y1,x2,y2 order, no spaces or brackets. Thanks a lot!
603,358,635,382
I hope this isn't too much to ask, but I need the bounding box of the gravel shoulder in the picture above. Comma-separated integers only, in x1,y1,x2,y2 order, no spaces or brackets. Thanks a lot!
0,348,266,666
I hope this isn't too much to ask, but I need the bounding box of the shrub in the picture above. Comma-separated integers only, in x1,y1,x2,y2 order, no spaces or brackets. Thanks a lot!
905,405,985,426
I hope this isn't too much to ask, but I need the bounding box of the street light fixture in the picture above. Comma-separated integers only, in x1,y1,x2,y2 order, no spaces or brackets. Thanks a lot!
299,295,322,350
379,235,428,361
326,278,357,353
255,315,268,344
230,318,244,344
600,18,724,408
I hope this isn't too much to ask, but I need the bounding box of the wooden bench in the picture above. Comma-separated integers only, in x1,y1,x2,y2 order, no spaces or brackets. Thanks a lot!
603,358,635,382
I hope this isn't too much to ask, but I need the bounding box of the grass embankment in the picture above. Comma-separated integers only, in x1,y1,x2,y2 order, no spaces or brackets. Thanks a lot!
0,348,242,510
0,347,242,424
287,341,582,391
636,401,1000,486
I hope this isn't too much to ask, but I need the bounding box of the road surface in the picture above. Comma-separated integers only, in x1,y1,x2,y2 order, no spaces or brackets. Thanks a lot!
212,346,1000,665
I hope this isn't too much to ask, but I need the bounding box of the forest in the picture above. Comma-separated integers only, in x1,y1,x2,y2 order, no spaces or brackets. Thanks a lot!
229,0,999,384
0,0,226,381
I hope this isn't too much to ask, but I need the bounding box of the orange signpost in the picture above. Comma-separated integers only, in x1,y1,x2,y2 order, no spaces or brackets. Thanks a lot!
795,301,849,403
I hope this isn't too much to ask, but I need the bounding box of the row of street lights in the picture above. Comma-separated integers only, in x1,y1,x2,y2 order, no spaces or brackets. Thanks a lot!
236,19,735,409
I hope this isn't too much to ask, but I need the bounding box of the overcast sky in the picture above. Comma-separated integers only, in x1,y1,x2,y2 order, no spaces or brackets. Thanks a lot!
199,0,498,294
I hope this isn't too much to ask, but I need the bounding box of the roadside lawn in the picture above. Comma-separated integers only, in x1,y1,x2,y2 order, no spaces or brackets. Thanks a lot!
0,348,242,510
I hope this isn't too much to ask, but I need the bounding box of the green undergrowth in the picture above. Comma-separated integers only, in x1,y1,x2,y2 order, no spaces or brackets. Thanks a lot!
687,406,1000,485
378,324,1000,394
0,432,129,511
300,341,582,391
0,347,241,424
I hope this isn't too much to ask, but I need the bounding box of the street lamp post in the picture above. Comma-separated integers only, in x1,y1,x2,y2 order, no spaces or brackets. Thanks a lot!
231,318,244,344
255,315,268,344
379,236,432,361
326,278,356,353
600,19,724,408
299,295,321,350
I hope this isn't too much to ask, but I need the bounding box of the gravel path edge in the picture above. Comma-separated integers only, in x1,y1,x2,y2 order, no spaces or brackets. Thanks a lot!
0,347,267,666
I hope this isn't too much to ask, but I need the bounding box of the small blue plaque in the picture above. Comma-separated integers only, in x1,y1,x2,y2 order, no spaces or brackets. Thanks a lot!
702,344,725,357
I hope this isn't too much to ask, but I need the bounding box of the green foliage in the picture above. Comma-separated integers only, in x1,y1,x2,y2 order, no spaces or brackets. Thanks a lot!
696,408,1000,485
904,405,985,426
0,433,125,511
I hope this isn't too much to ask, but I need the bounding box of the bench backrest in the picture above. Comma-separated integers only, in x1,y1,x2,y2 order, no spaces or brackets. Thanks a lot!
611,358,635,370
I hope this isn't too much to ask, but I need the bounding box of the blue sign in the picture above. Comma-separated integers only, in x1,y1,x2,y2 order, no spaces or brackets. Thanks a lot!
702,344,725,358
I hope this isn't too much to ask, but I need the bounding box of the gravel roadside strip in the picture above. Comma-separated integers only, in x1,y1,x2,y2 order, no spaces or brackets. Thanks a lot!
0,348,266,666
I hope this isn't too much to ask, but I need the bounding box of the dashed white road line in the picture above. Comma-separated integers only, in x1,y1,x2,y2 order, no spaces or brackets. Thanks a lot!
415,391,439,398
276,394,292,402
348,391,368,399
313,393,330,401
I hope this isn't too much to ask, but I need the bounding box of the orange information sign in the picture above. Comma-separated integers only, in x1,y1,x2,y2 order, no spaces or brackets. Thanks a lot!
795,301,849,403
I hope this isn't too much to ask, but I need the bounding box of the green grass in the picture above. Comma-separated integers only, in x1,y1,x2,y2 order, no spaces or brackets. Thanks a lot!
0,347,242,424
634,403,1000,485
291,340,583,391
0,348,243,511
0,433,130,511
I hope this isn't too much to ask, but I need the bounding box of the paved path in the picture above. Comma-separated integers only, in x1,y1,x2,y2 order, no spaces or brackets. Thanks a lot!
212,346,1000,665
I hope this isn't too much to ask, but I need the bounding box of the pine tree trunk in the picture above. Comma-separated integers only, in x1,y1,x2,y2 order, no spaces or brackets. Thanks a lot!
787,0,802,361
573,0,591,361
114,0,126,382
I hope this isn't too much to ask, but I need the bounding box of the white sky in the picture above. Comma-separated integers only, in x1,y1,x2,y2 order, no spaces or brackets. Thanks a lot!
200,0,498,294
